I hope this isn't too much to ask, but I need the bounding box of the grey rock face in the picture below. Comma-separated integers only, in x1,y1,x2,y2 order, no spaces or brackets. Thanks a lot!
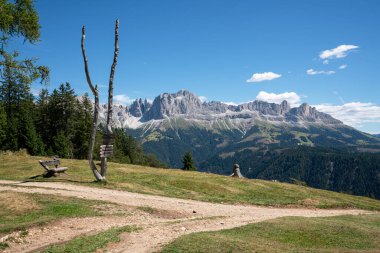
232,100,290,116
142,90,204,120
204,101,229,113
286,103,342,124
129,98,152,117
97,89,343,128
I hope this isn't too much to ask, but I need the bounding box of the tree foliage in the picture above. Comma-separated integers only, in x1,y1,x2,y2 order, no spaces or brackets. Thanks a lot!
0,0,48,152
182,151,196,171
0,0,40,43
112,128,165,167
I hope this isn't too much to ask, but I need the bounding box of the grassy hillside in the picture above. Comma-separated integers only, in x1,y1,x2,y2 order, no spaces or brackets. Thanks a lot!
0,191,116,234
0,151,379,210
161,214,380,253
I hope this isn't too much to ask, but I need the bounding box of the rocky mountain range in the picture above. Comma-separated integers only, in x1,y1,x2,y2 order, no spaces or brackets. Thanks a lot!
100,89,342,129
97,90,380,168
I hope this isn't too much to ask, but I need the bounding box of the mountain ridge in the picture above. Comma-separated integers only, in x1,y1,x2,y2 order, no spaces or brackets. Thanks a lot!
99,89,343,129
96,90,380,169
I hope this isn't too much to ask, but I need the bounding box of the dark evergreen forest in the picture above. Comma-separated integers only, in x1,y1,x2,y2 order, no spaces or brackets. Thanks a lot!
201,146,380,199
0,81,164,167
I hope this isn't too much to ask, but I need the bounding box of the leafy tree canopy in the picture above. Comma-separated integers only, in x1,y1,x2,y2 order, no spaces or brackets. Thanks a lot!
0,0,40,43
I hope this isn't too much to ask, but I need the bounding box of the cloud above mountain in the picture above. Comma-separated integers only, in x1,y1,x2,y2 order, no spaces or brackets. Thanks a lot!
307,69,336,75
314,102,380,127
255,91,301,106
319,44,358,60
198,96,208,102
247,72,281,83
254,91,380,129
114,94,134,105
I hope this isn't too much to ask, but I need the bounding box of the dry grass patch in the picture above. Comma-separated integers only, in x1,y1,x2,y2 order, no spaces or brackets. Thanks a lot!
0,191,125,235
136,206,189,219
0,191,41,215
300,198,321,206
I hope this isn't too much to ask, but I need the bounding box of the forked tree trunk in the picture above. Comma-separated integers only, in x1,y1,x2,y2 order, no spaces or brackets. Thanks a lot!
81,20,119,182
81,26,104,182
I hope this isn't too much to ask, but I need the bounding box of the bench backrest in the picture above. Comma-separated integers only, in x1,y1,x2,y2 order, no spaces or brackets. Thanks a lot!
40,159,60,168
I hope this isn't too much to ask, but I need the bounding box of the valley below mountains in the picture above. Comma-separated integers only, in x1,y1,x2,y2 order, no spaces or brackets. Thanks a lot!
99,90,380,199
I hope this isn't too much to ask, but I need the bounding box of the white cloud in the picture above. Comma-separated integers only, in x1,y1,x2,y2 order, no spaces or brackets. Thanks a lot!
114,94,134,105
223,101,239,106
198,96,208,102
307,69,336,75
323,60,329,65
339,64,348,70
319,44,358,60
246,72,281,83
314,102,380,127
256,91,301,106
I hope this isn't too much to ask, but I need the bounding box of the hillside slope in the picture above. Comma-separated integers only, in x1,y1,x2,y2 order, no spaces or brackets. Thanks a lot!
0,152,379,210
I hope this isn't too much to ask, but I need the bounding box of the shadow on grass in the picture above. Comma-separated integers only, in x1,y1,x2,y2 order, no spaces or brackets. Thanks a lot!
16,175,94,184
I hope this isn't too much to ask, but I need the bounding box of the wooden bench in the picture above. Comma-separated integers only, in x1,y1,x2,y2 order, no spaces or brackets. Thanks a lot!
38,158,68,178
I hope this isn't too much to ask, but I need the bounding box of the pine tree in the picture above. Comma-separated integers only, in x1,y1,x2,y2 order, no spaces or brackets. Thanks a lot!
0,0,48,153
44,83,77,157
0,105,7,146
36,89,50,148
72,93,92,159
182,152,196,171
19,98,44,155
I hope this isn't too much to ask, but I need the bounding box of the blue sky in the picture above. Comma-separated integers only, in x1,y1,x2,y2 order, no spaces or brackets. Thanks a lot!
17,0,380,133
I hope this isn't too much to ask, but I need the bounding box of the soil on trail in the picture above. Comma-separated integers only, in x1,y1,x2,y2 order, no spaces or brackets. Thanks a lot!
0,180,373,253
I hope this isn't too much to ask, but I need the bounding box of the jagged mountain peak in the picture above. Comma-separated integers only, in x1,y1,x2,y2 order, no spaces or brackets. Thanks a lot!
97,89,344,128
142,90,204,120
129,98,151,117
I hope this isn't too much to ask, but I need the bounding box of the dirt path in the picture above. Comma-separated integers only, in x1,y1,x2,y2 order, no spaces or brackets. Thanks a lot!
0,180,373,253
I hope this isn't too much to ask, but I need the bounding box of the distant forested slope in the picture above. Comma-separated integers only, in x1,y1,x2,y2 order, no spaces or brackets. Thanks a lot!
201,147,380,199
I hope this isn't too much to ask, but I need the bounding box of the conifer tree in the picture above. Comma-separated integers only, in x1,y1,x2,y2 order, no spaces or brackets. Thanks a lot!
0,0,48,153
72,93,92,159
0,105,7,147
182,152,196,171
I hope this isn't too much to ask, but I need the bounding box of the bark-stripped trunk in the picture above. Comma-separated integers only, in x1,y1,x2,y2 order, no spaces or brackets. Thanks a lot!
101,19,119,179
81,26,104,182
106,19,119,134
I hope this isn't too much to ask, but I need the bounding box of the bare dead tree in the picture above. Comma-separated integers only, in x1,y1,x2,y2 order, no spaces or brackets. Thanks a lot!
106,19,119,134
81,20,120,181
100,19,119,179
81,25,104,181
